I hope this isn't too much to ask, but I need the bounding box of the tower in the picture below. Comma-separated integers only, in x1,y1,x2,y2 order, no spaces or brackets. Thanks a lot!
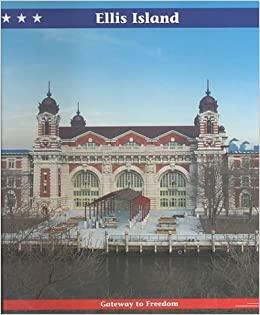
33,83,63,215
194,81,228,215
195,80,227,150
34,82,61,151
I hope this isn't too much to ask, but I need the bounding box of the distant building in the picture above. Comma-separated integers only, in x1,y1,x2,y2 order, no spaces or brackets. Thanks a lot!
228,152,259,213
1,149,33,215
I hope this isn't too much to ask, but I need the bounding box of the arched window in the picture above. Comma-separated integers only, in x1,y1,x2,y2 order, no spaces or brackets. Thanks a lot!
160,171,186,208
73,171,99,208
241,192,251,208
207,119,213,134
44,121,50,135
116,170,143,192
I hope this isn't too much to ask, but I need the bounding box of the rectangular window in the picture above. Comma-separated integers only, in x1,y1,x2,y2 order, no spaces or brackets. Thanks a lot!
43,172,48,181
241,176,250,186
7,177,15,187
82,142,98,148
40,168,50,197
242,158,250,168
16,178,21,187
8,159,15,169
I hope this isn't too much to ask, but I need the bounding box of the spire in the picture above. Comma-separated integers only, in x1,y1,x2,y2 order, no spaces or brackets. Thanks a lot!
47,81,52,97
71,102,86,128
205,79,211,96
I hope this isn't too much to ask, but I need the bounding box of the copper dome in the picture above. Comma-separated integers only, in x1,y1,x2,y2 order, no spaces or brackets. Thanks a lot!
199,80,218,113
38,82,59,115
70,103,86,128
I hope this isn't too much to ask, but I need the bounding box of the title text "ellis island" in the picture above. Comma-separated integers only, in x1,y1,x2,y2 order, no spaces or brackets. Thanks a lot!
96,12,180,24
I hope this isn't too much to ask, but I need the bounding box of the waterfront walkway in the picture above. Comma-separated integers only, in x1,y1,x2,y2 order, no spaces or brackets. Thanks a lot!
77,209,204,249
2,209,259,253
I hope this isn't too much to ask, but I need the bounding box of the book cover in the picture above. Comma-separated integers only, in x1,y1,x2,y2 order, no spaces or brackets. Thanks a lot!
1,0,259,314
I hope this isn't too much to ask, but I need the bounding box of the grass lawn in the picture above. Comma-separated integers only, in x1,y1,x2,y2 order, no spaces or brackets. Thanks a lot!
1,216,45,233
200,215,259,234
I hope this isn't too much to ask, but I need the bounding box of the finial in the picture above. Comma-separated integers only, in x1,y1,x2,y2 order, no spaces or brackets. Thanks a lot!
205,79,211,96
77,102,80,115
47,81,52,97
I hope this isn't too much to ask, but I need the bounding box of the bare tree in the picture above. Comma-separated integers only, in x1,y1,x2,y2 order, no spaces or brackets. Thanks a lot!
2,211,104,300
3,239,104,299
193,155,228,227
146,249,258,299
209,247,259,298
1,171,33,217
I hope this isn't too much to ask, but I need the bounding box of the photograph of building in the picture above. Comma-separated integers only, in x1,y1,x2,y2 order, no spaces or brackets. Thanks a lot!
1,1,259,312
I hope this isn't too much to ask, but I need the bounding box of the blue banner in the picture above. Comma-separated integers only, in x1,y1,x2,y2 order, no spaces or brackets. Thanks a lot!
1,8,259,28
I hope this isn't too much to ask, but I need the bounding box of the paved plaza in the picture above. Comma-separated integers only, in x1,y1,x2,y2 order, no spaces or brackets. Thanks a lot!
55,208,204,249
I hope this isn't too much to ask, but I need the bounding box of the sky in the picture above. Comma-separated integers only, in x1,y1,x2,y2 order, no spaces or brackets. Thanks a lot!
1,1,259,148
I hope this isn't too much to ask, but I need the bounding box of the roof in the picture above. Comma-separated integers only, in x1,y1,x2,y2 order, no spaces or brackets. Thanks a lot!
59,125,199,140
227,152,259,156
89,188,144,205
1,149,32,156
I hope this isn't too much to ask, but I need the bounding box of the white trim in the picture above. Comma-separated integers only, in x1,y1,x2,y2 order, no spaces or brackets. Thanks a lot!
112,129,150,142
113,164,145,177
157,164,191,182
72,130,108,141
112,165,145,191
154,129,193,142
69,165,102,184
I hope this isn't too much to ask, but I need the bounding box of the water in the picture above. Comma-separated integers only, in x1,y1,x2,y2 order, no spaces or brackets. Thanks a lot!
2,249,258,299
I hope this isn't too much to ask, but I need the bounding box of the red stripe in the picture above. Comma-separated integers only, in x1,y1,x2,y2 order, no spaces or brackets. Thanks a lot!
3,298,259,311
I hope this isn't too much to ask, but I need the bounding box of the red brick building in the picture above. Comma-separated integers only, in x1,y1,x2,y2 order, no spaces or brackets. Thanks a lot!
228,153,259,212
1,82,258,216
1,149,33,215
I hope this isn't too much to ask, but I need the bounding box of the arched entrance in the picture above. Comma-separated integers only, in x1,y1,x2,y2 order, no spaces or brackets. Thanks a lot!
116,170,143,193
73,171,100,208
160,171,186,208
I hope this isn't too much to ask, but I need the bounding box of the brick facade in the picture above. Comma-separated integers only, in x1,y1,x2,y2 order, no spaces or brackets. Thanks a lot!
40,168,50,197
1,150,33,215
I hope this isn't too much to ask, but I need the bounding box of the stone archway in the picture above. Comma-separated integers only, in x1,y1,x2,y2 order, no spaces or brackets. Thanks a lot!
72,170,100,209
116,170,144,193
159,170,187,209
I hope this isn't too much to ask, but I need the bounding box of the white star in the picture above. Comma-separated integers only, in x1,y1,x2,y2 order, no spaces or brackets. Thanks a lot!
32,13,42,23
17,13,26,23
2,13,11,23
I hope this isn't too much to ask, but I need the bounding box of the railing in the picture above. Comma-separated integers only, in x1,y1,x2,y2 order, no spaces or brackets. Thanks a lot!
108,233,256,243
2,235,78,244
